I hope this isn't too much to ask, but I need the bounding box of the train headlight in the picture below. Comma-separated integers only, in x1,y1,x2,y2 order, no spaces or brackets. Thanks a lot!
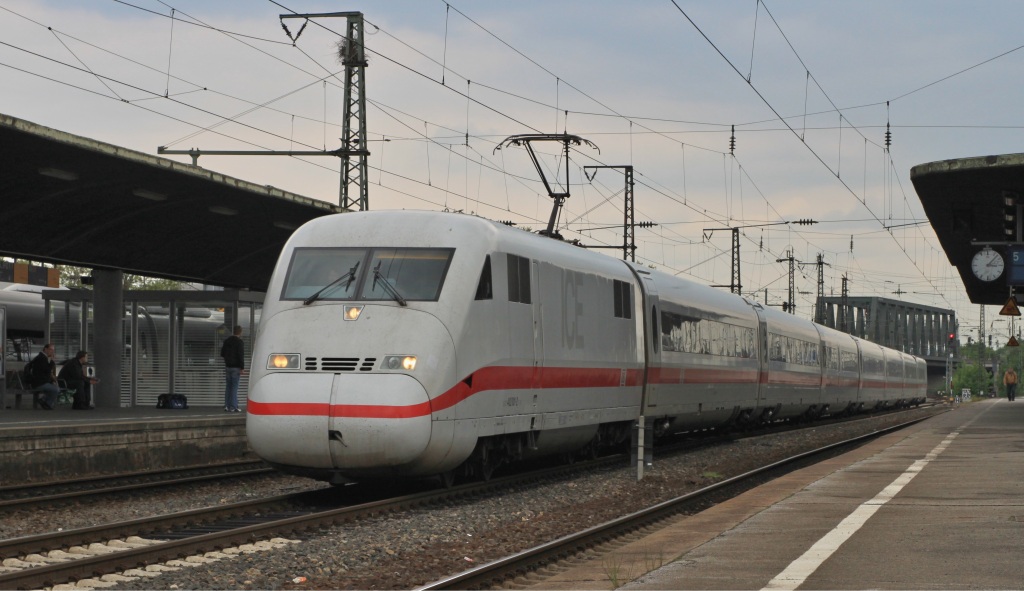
344,305,363,321
267,353,300,370
383,355,417,371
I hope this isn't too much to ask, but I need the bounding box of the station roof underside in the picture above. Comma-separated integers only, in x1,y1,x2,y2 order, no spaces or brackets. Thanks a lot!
911,153,1024,306
0,113,341,291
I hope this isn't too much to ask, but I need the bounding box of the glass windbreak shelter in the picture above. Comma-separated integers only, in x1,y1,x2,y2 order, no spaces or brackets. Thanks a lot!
42,289,262,407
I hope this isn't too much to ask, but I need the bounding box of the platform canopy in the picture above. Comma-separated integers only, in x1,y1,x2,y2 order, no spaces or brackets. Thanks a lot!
0,113,341,291
911,153,1024,306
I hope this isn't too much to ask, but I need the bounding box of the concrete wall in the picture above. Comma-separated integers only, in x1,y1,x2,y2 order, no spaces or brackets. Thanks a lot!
0,416,254,484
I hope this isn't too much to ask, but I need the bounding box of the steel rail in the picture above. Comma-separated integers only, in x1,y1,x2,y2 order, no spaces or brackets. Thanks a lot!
0,454,625,590
0,460,272,501
0,465,275,510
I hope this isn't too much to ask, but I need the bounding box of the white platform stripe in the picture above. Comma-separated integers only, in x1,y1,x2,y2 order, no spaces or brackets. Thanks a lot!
762,432,959,591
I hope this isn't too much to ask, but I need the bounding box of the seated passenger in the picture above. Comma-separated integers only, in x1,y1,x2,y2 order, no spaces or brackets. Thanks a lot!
27,343,59,410
58,350,99,410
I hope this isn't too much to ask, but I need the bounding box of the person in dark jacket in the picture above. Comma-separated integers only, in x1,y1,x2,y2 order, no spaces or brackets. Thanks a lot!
28,343,59,410
58,350,98,410
220,325,246,412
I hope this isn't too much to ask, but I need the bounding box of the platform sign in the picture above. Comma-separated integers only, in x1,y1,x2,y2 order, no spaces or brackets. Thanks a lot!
0,261,58,287
1007,245,1024,285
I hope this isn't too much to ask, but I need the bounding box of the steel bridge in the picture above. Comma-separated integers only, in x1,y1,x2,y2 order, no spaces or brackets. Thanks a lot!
816,295,955,390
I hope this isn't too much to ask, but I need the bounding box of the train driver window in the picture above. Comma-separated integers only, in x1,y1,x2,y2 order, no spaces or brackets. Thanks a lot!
359,248,455,302
281,247,367,301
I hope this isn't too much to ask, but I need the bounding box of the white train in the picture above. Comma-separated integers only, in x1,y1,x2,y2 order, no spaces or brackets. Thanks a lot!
246,211,927,484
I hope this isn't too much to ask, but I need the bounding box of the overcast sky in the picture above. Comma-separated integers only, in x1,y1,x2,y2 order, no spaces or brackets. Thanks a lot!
3,0,1023,342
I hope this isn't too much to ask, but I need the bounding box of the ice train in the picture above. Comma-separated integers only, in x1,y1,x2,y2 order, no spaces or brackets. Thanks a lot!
246,211,926,483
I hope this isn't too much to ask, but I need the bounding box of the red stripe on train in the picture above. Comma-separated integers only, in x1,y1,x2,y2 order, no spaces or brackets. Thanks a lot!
248,365,644,418
247,365,922,418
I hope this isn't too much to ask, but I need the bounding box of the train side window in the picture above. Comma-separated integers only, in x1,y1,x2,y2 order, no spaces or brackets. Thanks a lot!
613,279,632,319
475,256,492,300
507,254,531,304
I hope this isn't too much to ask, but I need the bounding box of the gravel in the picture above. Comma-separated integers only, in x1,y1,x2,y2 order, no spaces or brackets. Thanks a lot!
6,406,946,590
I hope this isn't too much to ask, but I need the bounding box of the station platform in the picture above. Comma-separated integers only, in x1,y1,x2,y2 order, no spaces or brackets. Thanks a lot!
0,404,252,486
536,399,1022,590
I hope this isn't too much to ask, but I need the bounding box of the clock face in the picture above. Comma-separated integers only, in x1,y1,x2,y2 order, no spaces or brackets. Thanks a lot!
971,248,1005,282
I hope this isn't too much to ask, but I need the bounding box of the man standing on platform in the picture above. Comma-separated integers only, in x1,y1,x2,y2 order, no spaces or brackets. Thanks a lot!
220,325,246,412
1004,367,1017,401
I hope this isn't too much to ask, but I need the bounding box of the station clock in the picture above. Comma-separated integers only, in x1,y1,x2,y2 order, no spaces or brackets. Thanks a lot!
971,246,1005,282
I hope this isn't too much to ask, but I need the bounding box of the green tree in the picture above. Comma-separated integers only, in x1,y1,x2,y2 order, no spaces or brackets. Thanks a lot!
57,265,185,291
951,363,991,398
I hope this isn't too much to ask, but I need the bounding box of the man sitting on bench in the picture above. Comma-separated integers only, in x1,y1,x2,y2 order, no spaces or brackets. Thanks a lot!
59,350,98,410
28,343,59,410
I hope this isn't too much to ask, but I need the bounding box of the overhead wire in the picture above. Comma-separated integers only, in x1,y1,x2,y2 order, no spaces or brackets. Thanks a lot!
666,0,956,310
2,1,972,307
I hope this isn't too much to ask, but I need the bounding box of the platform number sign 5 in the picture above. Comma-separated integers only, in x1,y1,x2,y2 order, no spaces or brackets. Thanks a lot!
1007,246,1024,285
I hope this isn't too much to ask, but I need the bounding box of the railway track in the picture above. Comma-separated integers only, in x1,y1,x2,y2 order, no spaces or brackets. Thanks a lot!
0,461,274,510
0,405,943,589
0,454,628,590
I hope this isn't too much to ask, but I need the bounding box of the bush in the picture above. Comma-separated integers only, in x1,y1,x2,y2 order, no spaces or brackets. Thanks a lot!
951,364,993,397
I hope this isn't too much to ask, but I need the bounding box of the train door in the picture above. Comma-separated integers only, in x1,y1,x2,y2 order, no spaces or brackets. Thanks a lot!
853,338,865,405
750,302,768,407
628,269,659,414
532,260,544,394
504,253,540,424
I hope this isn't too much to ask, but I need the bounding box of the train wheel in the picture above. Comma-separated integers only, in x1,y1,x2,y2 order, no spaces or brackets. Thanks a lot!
439,470,456,489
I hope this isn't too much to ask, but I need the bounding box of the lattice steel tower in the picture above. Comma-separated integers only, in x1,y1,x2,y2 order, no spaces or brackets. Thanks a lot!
338,13,369,211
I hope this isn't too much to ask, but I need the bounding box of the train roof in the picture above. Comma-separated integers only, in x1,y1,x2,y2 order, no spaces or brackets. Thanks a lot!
287,210,637,276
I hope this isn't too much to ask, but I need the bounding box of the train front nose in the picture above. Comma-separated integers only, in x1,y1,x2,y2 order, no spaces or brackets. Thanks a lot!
326,373,434,469
247,372,432,474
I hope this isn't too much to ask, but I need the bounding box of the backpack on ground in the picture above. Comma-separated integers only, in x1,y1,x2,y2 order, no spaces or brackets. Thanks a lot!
156,393,189,409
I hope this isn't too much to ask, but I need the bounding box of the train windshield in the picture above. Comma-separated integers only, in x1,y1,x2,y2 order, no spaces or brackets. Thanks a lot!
281,248,368,301
281,247,454,302
358,248,454,302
